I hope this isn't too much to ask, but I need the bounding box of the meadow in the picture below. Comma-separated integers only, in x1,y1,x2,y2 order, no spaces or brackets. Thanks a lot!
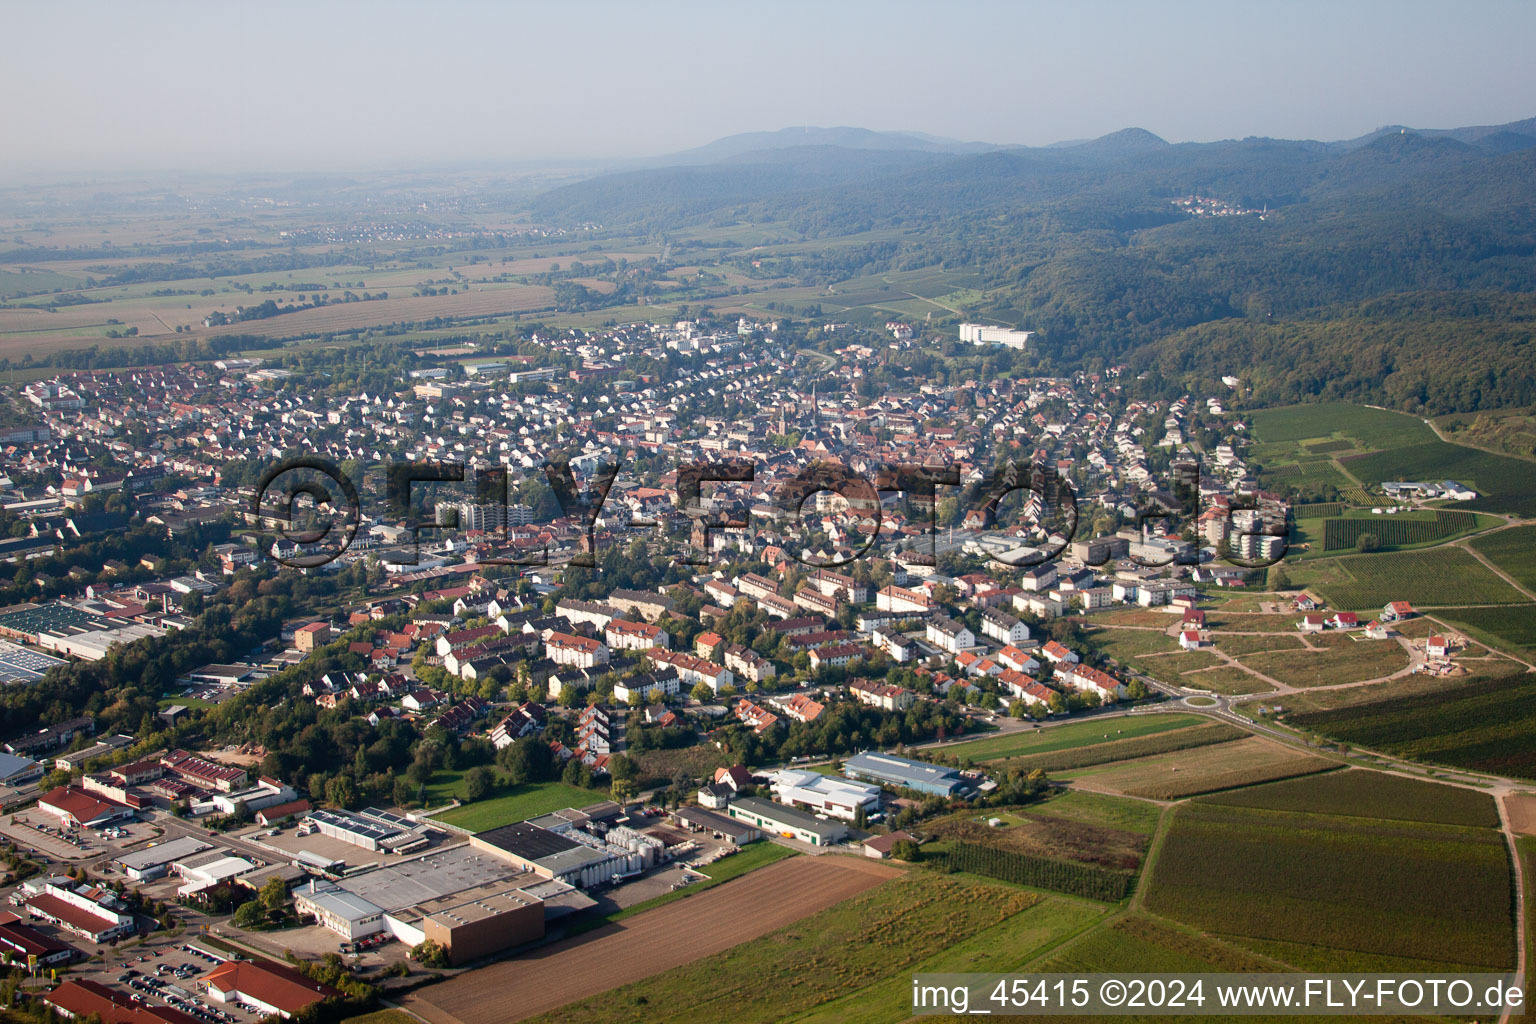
1145,800,1515,972
1177,665,1277,694
1290,674,1536,780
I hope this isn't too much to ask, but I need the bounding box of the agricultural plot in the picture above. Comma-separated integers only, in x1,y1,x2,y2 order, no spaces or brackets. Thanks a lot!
1045,912,1279,974
925,806,1151,871
1344,441,1536,517
514,872,1036,1024
988,721,1246,773
405,856,902,1024
1028,789,1164,835
1290,674,1536,780
1128,650,1225,684
1235,634,1407,688
1063,737,1337,800
1146,801,1515,972
1252,403,1435,449
1202,611,1301,632
1439,604,1536,655
1293,501,1346,518
785,897,1106,1024
1319,509,1484,551
1312,547,1526,609
1199,768,1501,827
941,714,1202,762
1470,525,1536,592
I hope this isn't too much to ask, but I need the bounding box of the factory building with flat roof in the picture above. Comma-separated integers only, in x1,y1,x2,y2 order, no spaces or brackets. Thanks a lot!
842,751,976,798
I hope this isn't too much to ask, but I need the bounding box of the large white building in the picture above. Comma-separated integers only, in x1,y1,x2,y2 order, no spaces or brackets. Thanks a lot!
767,769,881,821
958,323,1033,350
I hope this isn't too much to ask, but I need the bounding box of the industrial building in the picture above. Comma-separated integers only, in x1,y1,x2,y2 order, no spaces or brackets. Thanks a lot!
291,845,590,964
725,797,848,846
470,820,646,889
304,806,430,853
766,769,881,821
203,958,341,1019
843,751,976,798
114,836,213,881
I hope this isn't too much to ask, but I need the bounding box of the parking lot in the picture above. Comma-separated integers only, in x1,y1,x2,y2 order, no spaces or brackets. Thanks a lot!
1,813,169,863
68,940,266,1024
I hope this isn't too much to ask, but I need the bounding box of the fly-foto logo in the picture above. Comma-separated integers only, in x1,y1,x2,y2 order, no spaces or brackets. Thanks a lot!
250,455,1288,571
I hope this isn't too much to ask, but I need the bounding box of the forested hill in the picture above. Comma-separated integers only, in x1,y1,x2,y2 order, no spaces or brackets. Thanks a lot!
1129,292,1536,417
526,121,1536,415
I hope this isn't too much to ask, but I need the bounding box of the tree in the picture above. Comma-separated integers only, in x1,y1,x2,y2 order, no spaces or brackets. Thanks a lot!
259,876,289,914
463,765,495,802
232,900,265,928
1269,564,1292,591
691,681,713,703
890,839,921,862
410,939,449,968
1356,532,1381,554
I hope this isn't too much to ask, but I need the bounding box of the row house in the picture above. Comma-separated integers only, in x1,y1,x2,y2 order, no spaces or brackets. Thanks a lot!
606,618,670,651
545,631,610,668
847,678,915,711
980,608,1030,646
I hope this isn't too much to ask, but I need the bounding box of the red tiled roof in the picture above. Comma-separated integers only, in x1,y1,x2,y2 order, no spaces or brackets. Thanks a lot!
204,959,341,1015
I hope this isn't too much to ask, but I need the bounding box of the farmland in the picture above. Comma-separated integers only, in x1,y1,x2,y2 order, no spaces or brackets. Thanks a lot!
1251,402,1435,450
511,871,1036,1024
1438,604,1536,655
986,721,1246,773
1316,508,1485,551
1343,441,1536,517
924,805,1150,871
1309,547,1526,609
1470,525,1536,591
1178,665,1277,694
1146,799,1516,972
1289,674,1536,780
785,897,1107,1024
1199,768,1502,827
941,713,1202,762
1060,736,1337,800
402,855,901,1024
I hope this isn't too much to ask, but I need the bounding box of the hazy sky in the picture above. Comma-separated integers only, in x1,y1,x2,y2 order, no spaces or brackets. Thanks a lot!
7,0,1535,179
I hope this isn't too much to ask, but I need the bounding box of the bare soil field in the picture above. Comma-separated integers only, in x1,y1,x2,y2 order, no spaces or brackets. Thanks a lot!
1506,793,1536,836
400,854,899,1024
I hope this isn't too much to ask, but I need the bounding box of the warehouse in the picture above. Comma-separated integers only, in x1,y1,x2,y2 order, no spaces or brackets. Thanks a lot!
203,958,341,1019
172,851,262,896
726,797,847,847
470,821,642,888
843,751,976,798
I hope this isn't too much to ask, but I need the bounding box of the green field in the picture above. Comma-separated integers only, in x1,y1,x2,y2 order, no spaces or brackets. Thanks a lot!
1290,674,1536,780
524,872,1043,1024
432,781,601,832
1310,547,1526,609
1199,768,1501,827
1470,525,1536,592
1028,789,1164,835
1146,800,1515,971
942,714,1202,762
